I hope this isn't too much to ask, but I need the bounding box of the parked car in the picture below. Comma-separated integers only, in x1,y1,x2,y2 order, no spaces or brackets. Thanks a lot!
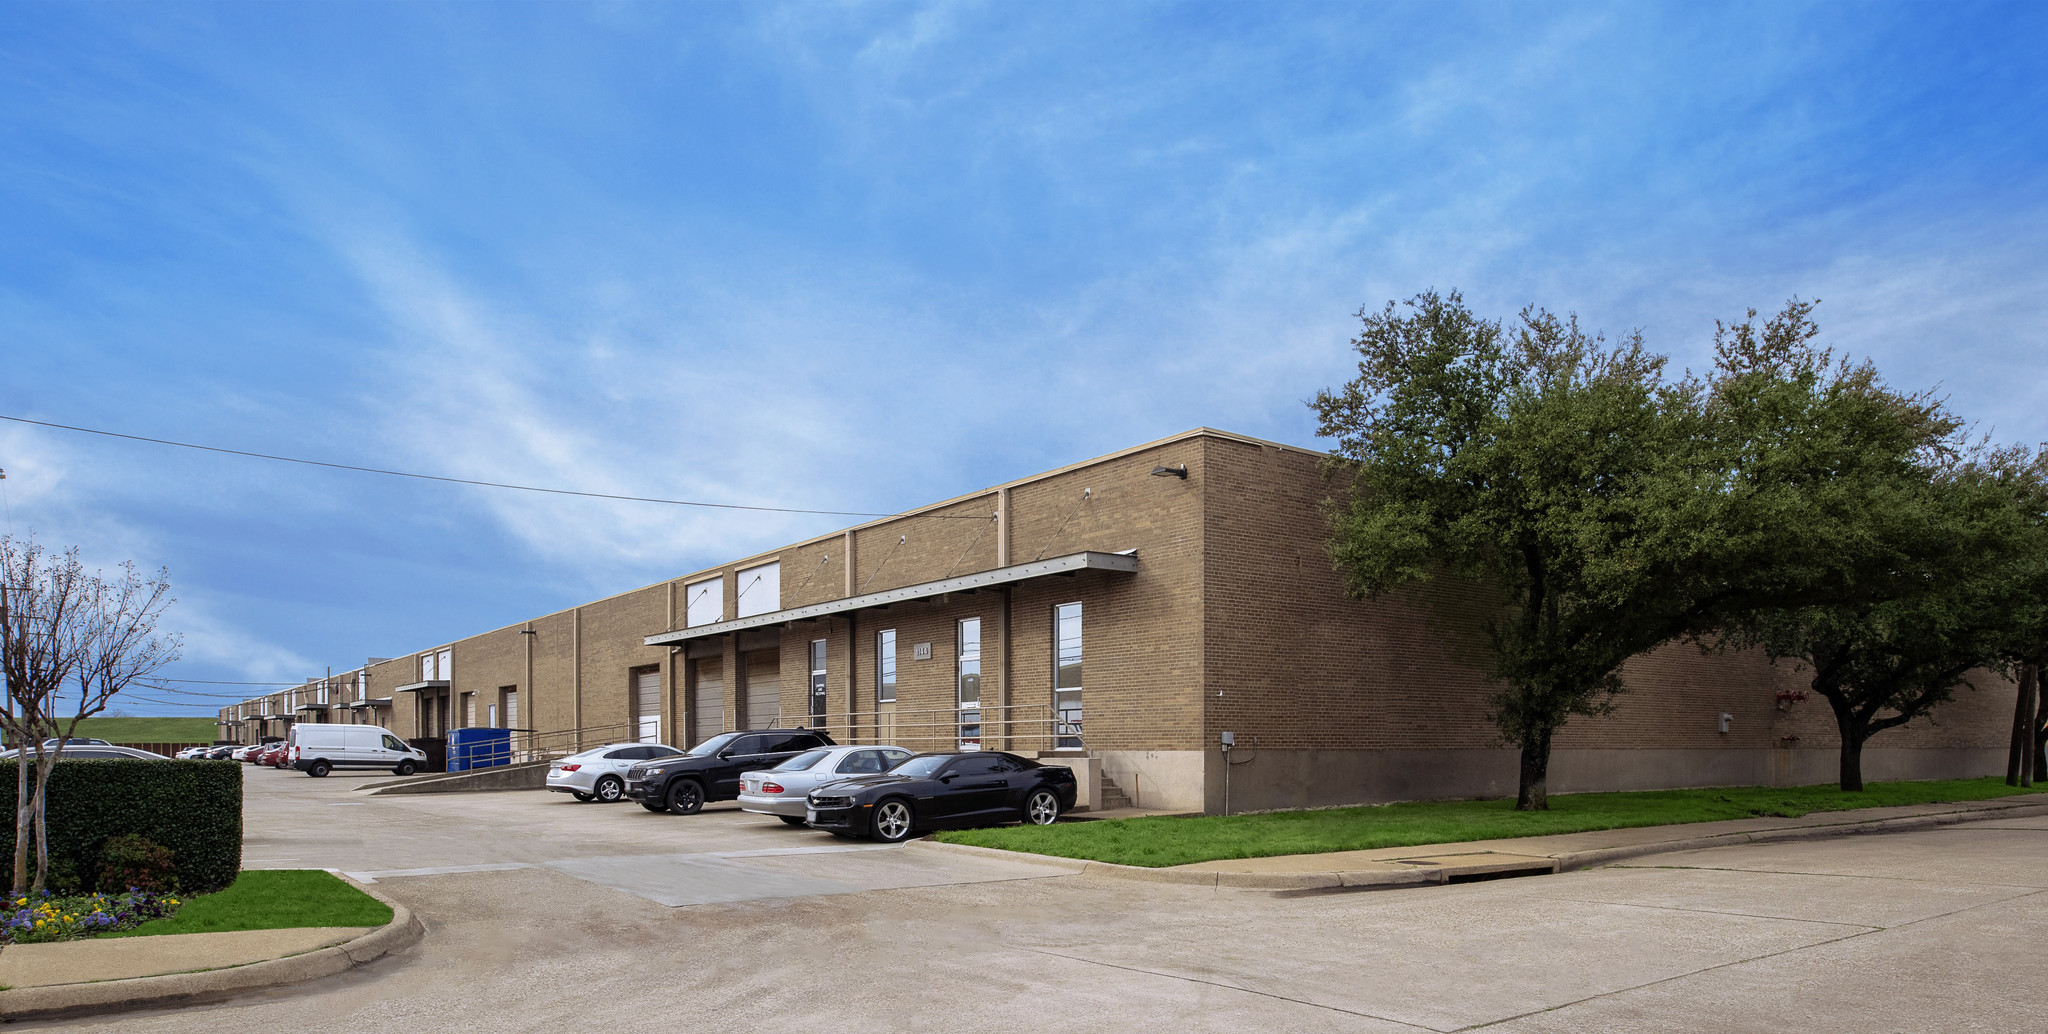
546,743,684,802
804,751,1076,843
175,746,214,759
207,745,240,759
259,742,290,767
38,737,113,749
287,723,431,777
738,745,914,825
234,742,275,762
0,745,168,760
625,729,836,815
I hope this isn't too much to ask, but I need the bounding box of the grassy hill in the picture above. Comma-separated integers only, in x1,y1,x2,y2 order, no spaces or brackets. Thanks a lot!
71,716,220,744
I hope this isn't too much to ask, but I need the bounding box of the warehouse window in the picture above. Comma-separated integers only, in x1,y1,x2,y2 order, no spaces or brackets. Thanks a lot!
736,561,781,618
1055,602,1082,749
876,629,897,705
958,618,982,750
686,577,724,627
809,639,828,721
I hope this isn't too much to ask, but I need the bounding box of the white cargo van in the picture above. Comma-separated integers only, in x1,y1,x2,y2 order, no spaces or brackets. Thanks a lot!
287,723,428,777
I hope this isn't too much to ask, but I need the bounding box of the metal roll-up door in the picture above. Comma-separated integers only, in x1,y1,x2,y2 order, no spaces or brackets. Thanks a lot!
692,659,723,745
633,668,661,743
744,651,780,728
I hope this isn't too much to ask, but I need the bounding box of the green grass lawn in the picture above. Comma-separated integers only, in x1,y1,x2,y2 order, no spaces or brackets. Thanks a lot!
107,870,392,937
73,716,220,744
936,777,2044,867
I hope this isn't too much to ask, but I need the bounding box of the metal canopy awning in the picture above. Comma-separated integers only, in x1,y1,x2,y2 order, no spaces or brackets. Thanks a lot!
644,550,1139,647
393,680,449,693
348,697,393,710
295,703,329,713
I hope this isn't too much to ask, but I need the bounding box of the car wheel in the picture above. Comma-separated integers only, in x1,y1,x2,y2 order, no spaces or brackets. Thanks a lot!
665,779,705,815
640,801,668,813
394,760,418,776
594,776,625,803
1024,789,1061,826
308,760,331,778
870,798,916,843
572,792,595,802
778,815,806,827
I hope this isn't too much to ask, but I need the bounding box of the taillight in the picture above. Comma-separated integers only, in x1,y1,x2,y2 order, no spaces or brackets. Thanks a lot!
762,782,784,794
560,764,580,772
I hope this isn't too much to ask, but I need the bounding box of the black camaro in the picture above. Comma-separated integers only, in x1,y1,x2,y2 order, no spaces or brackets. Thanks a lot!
804,751,1077,842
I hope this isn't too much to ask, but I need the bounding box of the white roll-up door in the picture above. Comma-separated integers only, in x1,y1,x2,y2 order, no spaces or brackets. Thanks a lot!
634,668,661,743
692,659,724,744
744,651,780,728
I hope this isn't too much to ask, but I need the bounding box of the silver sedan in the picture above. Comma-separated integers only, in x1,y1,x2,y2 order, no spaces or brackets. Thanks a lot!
739,745,914,824
547,742,683,802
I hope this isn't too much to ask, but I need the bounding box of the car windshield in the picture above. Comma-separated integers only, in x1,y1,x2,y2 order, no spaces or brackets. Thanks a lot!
776,750,829,772
684,733,739,758
890,755,952,778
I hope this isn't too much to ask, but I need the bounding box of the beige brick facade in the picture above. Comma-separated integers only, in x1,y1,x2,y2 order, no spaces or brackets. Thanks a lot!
225,428,2020,813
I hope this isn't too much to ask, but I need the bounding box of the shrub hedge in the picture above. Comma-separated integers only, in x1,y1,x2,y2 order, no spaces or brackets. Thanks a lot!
0,760,242,892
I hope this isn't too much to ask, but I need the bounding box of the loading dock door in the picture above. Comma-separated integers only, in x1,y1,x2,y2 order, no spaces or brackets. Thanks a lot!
633,668,661,744
744,651,780,728
693,658,724,745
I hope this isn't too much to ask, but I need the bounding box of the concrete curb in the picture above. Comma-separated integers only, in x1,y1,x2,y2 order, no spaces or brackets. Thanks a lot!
1551,799,2048,872
930,797,2048,893
0,877,423,1022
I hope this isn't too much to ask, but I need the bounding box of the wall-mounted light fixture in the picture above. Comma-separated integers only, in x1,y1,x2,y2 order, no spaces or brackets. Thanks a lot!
1150,464,1188,479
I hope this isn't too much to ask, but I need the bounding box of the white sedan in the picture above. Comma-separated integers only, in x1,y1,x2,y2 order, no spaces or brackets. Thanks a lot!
547,743,683,803
739,745,914,824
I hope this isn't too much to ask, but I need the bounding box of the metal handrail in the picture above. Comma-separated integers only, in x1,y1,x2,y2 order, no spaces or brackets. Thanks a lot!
763,703,1070,754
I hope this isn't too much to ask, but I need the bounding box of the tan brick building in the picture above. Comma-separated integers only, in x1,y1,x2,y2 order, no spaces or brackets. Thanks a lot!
223,428,2015,813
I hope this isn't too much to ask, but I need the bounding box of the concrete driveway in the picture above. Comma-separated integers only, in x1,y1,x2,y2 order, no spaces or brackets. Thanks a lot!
57,770,2048,1033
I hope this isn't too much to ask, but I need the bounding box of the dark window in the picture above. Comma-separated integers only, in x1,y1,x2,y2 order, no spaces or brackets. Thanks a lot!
838,749,886,774
382,735,407,752
947,755,1002,777
606,747,643,760
647,745,683,758
730,735,774,756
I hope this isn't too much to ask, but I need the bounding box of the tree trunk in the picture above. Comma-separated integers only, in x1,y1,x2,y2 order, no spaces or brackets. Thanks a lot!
1838,731,1866,792
2034,675,2048,784
2012,665,2039,786
2022,681,2039,790
1515,728,1553,811
9,753,26,896
29,756,52,893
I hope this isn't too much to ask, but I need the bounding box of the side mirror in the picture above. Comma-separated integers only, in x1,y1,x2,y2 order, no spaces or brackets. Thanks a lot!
939,773,956,783
717,750,734,760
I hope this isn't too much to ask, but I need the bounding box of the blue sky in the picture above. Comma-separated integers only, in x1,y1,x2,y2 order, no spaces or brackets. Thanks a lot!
3,2,2045,716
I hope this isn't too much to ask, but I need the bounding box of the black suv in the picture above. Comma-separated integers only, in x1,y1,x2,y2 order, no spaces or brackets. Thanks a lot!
625,728,836,815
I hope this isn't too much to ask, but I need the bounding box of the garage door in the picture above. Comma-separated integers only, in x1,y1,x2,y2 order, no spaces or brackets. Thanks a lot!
692,658,723,745
632,667,661,744
744,651,780,729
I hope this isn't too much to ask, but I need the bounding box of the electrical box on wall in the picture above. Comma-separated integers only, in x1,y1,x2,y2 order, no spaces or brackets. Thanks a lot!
914,642,933,661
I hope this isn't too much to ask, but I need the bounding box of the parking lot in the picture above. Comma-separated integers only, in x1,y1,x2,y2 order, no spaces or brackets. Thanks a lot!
52,767,2048,1033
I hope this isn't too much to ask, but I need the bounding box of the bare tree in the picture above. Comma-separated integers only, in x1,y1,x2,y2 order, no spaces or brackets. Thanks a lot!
0,537,179,895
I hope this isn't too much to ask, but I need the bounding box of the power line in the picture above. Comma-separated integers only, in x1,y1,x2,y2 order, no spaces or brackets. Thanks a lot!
0,413,984,519
149,678,304,687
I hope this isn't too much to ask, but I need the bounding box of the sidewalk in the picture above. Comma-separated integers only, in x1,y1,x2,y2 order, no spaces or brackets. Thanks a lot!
0,927,372,987
0,878,421,1022
925,791,2048,892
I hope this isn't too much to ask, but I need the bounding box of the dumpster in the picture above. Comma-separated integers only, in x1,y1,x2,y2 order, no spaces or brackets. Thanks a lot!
407,736,447,773
446,727,512,772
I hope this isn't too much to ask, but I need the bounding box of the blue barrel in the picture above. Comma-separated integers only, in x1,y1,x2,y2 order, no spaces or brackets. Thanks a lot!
445,727,512,771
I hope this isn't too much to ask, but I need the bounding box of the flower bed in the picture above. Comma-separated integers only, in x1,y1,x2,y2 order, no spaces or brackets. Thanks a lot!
2,889,180,944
